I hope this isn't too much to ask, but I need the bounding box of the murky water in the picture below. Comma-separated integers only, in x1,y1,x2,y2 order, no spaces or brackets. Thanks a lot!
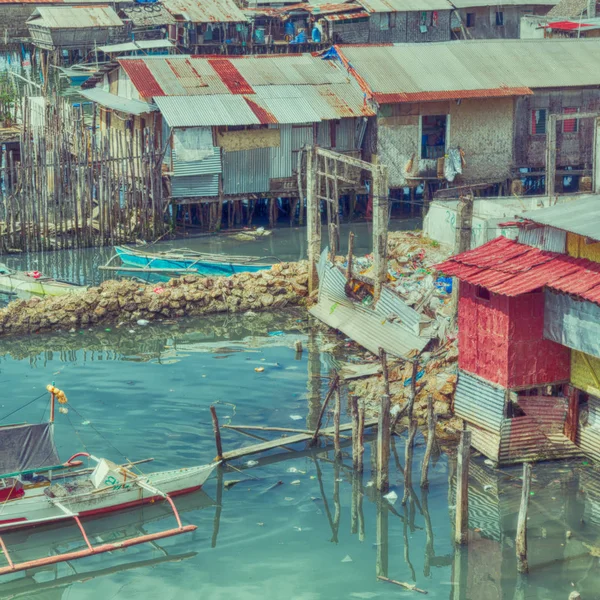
0,218,422,290
0,311,598,599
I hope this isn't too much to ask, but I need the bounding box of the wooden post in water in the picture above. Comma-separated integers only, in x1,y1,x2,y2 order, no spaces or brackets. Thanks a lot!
346,231,354,281
516,462,532,573
351,395,365,473
379,348,390,396
310,373,339,446
376,394,390,492
420,396,437,489
306,147,320,293
455,430,471,545
333,383,342,461
210,406,223,461
402,418,417,505
407,358,418,419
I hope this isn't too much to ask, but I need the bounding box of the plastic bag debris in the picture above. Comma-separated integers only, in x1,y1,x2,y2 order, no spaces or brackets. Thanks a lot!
383,490,398,504
137,319,150,326
246,460,259,467
291,480,301,485
341,555,353,563
255,367,265,373
290,415,303,421
268,331,285,337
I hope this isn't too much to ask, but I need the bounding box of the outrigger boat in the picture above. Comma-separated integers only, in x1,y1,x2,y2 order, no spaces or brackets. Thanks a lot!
0,264,86,298
0,385,217,576
107,245,275,277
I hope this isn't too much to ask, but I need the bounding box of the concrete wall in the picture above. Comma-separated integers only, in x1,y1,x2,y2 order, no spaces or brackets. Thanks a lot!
514,88,600,169
455,5,551,39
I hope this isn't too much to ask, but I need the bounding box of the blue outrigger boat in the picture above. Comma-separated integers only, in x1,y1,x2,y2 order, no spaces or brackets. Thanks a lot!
111,246,274,277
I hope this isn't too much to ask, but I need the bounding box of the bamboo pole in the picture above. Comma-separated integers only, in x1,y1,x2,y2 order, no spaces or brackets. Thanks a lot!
210,406,223,461
333,382,342,460
516,462,532,573
420,396,437,489
402,418,417,505
376,394,390,493
454,430,471,545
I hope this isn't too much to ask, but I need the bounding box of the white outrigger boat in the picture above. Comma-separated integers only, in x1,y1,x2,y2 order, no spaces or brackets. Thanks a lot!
0,385,217,576
0,264,87,298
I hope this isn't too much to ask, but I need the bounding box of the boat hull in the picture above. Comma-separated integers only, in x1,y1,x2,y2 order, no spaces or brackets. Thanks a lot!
0,463,217,532
115,246,271,276
0,274,86,297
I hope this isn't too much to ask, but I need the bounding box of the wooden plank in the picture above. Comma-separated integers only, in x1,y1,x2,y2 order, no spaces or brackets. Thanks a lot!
221,418,378,461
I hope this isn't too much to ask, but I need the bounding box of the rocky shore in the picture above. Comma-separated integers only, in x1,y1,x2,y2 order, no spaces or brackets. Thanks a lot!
0,261,309,336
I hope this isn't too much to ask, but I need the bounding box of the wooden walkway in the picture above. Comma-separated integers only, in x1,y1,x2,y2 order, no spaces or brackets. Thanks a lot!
221,418,378,461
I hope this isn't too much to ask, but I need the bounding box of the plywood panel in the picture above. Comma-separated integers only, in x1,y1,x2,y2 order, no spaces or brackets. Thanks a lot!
217,128,280,152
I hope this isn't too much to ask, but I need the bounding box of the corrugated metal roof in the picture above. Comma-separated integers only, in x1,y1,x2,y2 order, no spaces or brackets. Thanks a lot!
452,0,557,6
436,236,600,303
121,4,176,26
547,0,588,18
97,40,174,53
115,54,374,121
336,39,600,98
162,0,248,23
154,95,260,126
309,250,431,358
324,10,370,20
356,0,451,12
519,195,600,242
79,87,155,115
27,5,123,28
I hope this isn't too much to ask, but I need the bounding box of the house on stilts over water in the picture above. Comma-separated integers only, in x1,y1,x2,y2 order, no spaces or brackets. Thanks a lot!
435,194,600,465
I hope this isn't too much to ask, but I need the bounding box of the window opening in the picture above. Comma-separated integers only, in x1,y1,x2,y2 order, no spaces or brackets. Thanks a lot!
421,115,447,159
531,109,547,135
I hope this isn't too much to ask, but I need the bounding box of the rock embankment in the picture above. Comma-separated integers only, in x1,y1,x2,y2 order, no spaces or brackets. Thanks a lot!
0,261,309,336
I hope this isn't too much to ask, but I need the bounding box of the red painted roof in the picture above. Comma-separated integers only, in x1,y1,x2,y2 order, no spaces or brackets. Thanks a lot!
244,97,277,124
435,237,600,303
208,59,254,95
373,87,532,104
120,60,164,98
546,20,594,31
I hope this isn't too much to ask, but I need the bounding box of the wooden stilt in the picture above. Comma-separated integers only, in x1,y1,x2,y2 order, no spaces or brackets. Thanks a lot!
420,396,437,489
376,394,390,493
516,462,532,573
210,406,223,461
402,418,417,505
379,348,389,396
309,373,340,446
455,430,471,545
333,383,342,461
346,230,354,281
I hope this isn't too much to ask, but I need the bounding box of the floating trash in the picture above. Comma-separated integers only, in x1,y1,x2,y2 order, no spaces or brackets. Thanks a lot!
137,319,149,326
383,490,398,504
284,497,294,501
254,367,265,373
341,555,353,563
290,415,302,421
246,460,259,467
291,480,301,485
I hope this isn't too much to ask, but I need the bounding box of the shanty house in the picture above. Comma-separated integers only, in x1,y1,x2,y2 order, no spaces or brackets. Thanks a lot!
27,5,126,50
332,39,600,197
450,0,558,39
87,53,372,207
437,194,600,464
161,0,249,53
355,0,452,43
119,3,176,40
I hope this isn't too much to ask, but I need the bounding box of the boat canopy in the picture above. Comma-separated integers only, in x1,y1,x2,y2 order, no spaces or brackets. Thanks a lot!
0,423,59,477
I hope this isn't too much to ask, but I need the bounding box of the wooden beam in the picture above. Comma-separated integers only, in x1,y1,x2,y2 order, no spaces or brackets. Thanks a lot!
316,147,373,171
221,418,378,461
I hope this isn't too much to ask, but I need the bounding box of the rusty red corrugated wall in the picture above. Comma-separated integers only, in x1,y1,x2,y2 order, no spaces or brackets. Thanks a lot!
458,282,570,388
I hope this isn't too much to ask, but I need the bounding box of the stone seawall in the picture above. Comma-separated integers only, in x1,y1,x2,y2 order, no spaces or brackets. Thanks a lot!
0,262,309,336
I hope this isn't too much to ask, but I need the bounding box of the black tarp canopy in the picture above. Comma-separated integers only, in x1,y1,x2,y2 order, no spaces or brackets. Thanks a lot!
0,423,59,476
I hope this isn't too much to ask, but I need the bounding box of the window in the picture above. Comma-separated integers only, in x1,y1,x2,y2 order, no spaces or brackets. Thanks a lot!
381,12,390,30
476,286,491,301
466,12,475,27
563,107,579,133
421,114,447,159
495,11,504,26
531,109,547,135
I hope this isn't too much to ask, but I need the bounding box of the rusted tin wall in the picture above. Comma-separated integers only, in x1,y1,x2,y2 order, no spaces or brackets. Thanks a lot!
455,370,505,433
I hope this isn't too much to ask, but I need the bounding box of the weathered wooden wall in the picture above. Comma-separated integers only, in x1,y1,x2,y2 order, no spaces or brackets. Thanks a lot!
0,4,37,39
375,97,514,187
514,88,600,170
456,5,551,40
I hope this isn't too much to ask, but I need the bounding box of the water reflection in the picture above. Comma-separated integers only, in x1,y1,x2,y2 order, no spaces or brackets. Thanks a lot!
0,317,598,599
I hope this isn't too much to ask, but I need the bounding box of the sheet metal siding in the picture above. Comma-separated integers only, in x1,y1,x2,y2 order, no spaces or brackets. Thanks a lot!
171,174,219,198
270,124,293,180
454,371,505,434
467,422,501,462
317,122,332,148
544,290,600,359
309,250,430,358
223,147,270,195
520,195,600,242
336,117,356,151
172,148,222,177
518,226,567,253
578,396,600,462
291,125,313,151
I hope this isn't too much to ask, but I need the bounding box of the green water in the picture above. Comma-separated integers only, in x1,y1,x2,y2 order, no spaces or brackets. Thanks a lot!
0,311,598,599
